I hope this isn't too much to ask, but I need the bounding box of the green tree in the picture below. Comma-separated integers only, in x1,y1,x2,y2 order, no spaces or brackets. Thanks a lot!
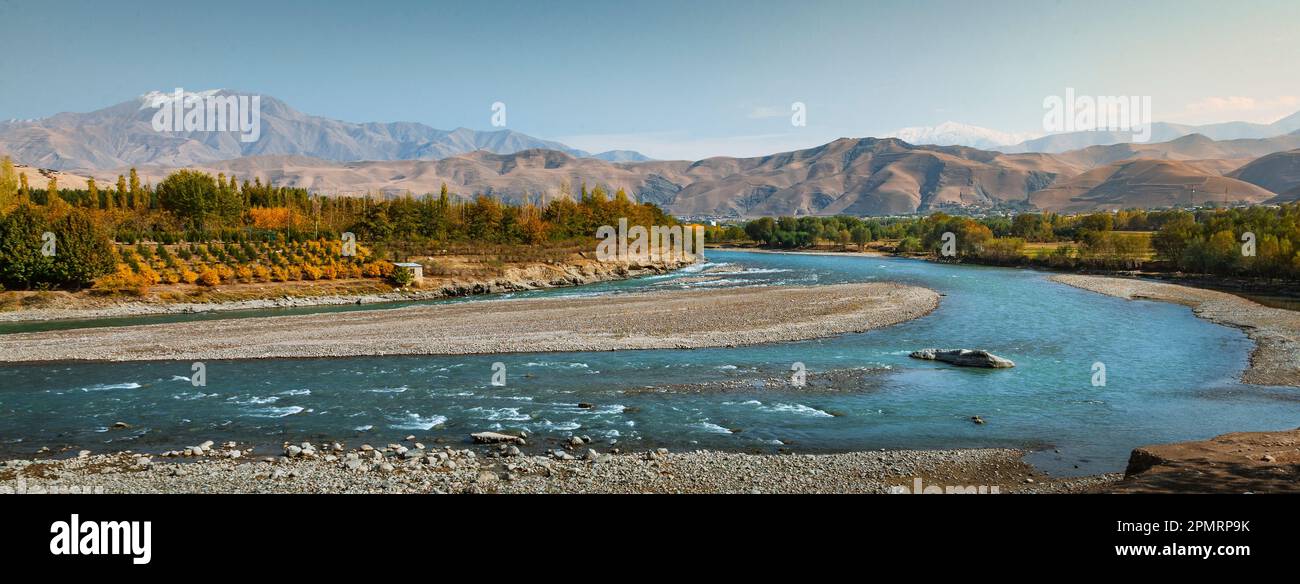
0,205,55,288
129,168,141,208
116,175,128,209
48,209,116,287
156,169,240,231
850,225,871,250
86,178,99,209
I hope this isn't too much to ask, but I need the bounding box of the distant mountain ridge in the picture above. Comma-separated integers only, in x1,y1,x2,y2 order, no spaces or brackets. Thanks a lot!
111,133,1300,216
6,92,1299,216
0,89,648,170
998,111,1300,153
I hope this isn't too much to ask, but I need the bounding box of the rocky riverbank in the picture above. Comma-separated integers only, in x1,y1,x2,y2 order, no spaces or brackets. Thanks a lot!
0,255,695,324
1051,274,1300,387
0,282,940,362
1112,427,1300,494
0,441,1116,494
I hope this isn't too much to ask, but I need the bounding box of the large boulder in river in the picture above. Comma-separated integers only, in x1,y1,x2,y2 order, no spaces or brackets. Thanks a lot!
470,431,526,445
909,349,1015,368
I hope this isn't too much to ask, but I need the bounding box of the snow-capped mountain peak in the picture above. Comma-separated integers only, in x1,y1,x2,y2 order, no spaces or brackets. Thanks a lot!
885,121,1042,149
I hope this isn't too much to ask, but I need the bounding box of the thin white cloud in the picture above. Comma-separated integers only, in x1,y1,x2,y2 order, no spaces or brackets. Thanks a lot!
1165,95,1300,125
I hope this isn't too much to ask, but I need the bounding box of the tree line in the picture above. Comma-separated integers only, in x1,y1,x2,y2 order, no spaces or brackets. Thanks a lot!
723,205,1300,279
0,157,676,290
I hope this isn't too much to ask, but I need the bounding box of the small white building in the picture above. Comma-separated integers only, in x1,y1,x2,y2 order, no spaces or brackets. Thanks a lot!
393,262,424,282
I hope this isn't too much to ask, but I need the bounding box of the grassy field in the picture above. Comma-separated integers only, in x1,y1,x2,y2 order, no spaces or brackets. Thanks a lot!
1025,231,1156,261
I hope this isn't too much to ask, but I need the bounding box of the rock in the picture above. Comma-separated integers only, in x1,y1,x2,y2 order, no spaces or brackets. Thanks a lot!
909,348,1015,368
344,458,363,471
286,445,303,457
577,402,595,409
200,440,215,451
584,449,600,462
77,450,91,458
405,435,416,442
476,470,499,484
567,436,585,448
111,422,131,430
505,445,522,457
971,416,986,425
471,431,525,445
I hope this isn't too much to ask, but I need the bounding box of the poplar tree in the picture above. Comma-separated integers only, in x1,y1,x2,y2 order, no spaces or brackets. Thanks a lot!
129,168,141,208
0,156,17,208
87,178,100,208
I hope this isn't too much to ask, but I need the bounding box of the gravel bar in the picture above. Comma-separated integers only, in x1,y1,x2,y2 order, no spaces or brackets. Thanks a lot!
0,283,939,362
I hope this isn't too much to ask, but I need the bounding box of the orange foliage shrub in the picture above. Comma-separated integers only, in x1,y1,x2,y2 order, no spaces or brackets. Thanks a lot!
249,207,293,229
92,265,152,296
197,268,221,286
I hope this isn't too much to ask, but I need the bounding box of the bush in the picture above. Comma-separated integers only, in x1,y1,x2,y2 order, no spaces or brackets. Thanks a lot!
197,268,220,286
91,265,151,296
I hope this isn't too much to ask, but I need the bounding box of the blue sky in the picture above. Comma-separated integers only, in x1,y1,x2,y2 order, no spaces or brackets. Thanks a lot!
1,0,1297,159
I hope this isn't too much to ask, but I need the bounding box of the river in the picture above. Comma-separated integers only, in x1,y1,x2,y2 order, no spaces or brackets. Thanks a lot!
2,250,1297,475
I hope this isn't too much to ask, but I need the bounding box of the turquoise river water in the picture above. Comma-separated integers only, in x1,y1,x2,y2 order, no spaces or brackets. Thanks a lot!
2,250,1297,476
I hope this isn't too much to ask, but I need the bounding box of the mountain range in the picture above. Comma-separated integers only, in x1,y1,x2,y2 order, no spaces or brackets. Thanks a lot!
4,92,1300,216
107,132,1300,216
0,89,649,170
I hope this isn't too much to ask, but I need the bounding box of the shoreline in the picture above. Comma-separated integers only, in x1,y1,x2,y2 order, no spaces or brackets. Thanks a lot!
0,282,940,362
0,444,1115,494
0,257,696,325
1051,274,1300,387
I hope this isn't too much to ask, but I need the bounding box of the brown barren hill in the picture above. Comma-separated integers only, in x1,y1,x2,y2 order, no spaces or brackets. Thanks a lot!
1228,148,1300,202
1028,159,1276,212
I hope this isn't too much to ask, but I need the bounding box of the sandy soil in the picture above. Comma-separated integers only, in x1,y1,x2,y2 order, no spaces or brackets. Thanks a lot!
1052,274,1300,387
1111,427,1300,494
0,282,939,362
